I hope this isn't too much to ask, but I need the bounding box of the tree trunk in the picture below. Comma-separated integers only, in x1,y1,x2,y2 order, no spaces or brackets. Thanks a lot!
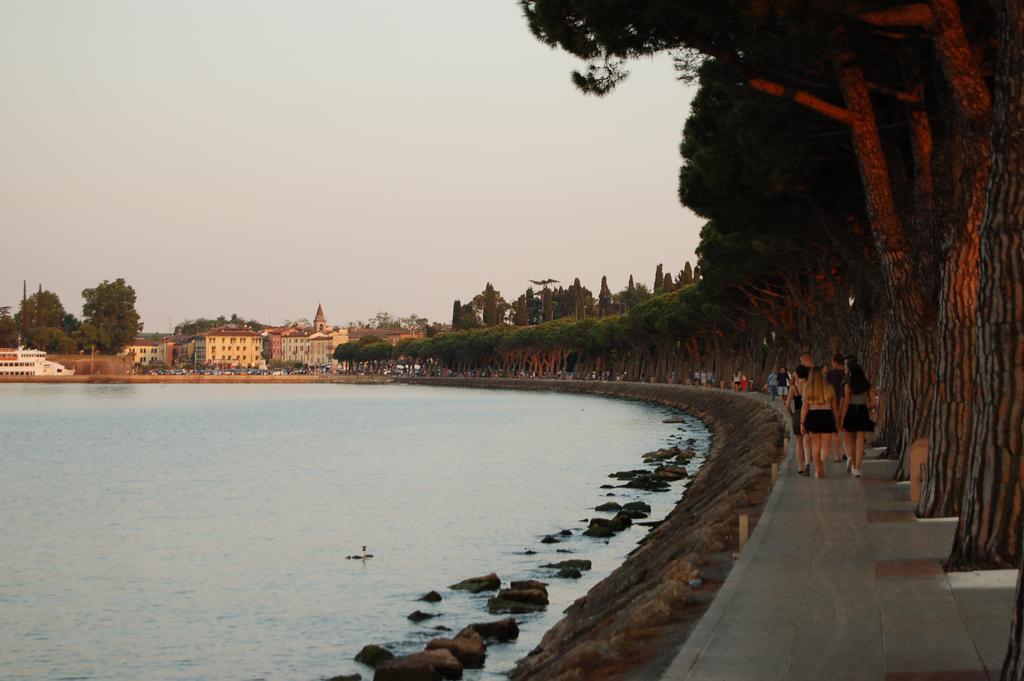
949,0,1024,572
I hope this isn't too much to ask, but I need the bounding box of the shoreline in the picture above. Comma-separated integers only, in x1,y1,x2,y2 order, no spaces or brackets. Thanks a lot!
396,378,786,681
0,374,391,384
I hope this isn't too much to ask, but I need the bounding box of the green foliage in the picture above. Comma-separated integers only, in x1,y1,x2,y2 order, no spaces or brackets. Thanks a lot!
81,278,142,354
0,310,18,347
175,314,263,336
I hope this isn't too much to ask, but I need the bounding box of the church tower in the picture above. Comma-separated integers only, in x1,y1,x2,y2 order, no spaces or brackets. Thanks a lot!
314,303,326,332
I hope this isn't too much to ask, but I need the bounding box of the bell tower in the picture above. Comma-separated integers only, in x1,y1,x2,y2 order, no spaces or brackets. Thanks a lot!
314,303,326,332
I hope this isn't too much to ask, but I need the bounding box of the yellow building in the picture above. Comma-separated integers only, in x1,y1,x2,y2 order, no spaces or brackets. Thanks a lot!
196,326,263,368
121,339,162,366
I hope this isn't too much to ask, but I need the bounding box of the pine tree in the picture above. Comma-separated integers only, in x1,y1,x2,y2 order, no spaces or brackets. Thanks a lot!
663,272,674,293
542,288,553,322
572,277,585,320
653,264,664,294
451,300,461,330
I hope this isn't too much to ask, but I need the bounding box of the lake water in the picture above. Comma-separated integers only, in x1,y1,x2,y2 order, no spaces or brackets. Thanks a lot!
0,383,710,681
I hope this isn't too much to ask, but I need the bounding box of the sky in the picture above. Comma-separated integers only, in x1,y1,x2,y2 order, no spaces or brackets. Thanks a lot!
1,1,702,332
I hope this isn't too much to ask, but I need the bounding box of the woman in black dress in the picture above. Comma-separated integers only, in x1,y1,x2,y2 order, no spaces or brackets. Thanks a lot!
839,363,876,477
801,366,839,479
786,365,811,475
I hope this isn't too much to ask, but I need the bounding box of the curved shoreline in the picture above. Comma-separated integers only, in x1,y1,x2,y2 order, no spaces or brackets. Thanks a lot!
397,378,786,681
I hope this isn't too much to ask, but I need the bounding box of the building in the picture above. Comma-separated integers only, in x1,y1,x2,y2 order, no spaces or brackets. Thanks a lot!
195,326,263,368
121,339,162,366
261,327,288,364
0,347,74,376
281,328,311,365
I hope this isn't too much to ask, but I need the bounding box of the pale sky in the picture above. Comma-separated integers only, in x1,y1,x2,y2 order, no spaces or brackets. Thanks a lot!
1,1,701,332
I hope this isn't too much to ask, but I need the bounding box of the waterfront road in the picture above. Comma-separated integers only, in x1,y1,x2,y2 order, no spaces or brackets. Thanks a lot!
661,409,1014,681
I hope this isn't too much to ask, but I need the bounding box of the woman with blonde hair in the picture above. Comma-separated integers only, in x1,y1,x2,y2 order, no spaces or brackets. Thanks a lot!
801,366,839,478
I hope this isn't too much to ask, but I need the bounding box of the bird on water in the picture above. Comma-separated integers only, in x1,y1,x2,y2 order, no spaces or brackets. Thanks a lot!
346,546,374,560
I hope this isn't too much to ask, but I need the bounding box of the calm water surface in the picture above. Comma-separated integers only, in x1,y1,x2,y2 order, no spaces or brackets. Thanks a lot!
0,384,709,680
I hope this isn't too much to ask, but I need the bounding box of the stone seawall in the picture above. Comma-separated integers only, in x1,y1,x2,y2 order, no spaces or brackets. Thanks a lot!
398,378,787,681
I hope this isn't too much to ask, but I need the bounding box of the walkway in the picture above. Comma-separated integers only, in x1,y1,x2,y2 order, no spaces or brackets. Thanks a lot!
661,431,1016,681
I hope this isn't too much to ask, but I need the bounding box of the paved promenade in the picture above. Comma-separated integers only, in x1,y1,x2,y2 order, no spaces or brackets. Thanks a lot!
661,433,1015,681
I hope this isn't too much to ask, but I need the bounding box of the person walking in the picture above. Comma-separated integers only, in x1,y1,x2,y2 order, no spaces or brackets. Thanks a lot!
733,370,742,391
767,367,778,400
777,366,790,399
787,364,811,475
839,363,877,477
801,366,839,479
825,353,847,463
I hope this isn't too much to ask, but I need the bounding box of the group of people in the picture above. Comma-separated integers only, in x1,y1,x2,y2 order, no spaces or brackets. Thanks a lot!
769,353,878,479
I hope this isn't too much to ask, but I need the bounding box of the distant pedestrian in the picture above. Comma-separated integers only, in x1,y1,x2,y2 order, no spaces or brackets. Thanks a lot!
786,365,811,475
740,373,749,391
840,363,877,477
777,366,790,398
767,368,778,400
801,366,839,479
733,370,742,391
826,354,847,463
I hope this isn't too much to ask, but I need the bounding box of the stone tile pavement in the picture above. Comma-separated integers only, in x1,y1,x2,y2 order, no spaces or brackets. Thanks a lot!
661,438,1016,681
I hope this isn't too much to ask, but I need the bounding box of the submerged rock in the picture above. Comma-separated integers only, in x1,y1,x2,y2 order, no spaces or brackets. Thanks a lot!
622,501,652,513
559,529,573,536
354,644,394,668
448,573,500,594
326,674,362,681
609,469,648,480
623,475,671,492
374,648,462,680
583,523,614,538
594,502,622,512
408,610,437,622
540,535,560,544
467,617,520,642
555,567,582,579
541,559,592,571
419,591,442,603
663,416,687,423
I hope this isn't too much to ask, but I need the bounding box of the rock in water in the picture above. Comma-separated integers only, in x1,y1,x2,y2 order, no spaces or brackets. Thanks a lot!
622,501,652,513
408,610,437,622
419,591,442,603
540,535,560,544
448,573,500,594
509,579,548,592
326,674,362,681
583,523,614,538
467,617,519,642
594,502,622,512
354,644,394,668
425,628,487,668
541,559,592,571
558,529,572,536
374,649,462,681
555,567,582,579
486,585,549,614
663,416,686,423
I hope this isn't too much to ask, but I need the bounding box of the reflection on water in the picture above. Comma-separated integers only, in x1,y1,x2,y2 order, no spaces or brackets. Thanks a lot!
0,384,709,681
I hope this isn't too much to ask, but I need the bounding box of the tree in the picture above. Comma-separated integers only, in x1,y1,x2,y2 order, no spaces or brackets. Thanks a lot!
482,283,500,326
15,288,67,331
598,276,613,316
452,300,462,330
81,278,142,353
514,295,529,326
653,264,664,294
0,307,17,347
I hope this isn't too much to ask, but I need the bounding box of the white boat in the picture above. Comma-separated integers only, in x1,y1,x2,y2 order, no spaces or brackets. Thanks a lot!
0,347,75,376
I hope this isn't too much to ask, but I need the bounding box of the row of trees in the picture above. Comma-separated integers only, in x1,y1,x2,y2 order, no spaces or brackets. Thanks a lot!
0,279,142,354
449,263,698,330
511,0,1024,673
